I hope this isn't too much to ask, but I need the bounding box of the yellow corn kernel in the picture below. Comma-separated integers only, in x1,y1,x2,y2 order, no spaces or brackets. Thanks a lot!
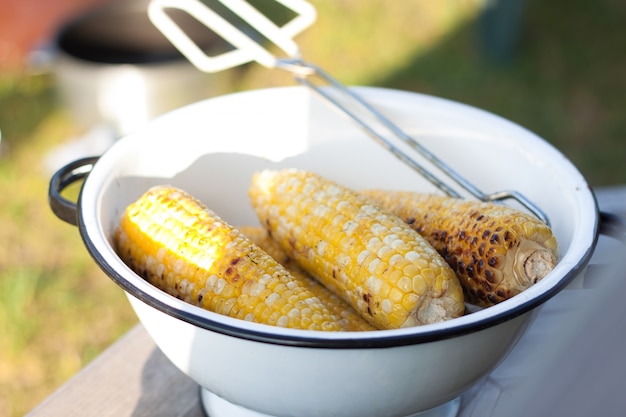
239,226,376,331
361,190,559,307
248,169,464,329
114,185,344,331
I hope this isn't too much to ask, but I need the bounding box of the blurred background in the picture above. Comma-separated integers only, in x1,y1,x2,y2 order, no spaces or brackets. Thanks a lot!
0,0,624,416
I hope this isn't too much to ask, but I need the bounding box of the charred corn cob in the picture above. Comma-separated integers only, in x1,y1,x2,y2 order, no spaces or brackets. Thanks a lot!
239,226,376,331
361,190,559,307
114,185,349,331
248,169,465,329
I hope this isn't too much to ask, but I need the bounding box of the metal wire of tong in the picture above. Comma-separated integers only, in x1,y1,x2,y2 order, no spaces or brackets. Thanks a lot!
148,0,550,225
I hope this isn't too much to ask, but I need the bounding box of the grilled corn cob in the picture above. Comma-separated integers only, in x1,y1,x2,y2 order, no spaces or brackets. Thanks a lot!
361,190,559,307
114,185,348,331
239,226,376,331
248,169,465,329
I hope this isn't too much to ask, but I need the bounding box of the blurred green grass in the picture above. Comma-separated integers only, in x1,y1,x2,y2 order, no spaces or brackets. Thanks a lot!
374,0,626,185
0,73,139,417
0,0,624,416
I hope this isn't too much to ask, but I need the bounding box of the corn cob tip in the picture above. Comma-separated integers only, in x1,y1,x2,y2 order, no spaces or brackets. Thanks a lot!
521,247,557,284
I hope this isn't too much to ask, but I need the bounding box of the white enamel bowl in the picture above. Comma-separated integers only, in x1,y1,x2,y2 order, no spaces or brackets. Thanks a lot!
51,86,598,417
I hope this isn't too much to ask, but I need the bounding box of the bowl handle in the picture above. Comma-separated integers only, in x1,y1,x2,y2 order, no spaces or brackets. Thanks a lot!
48,156,99,226
582,211,626,288
599,211,626,244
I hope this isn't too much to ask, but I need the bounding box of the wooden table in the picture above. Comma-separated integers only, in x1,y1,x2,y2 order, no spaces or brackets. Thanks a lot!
26,187,626,417
26,324,204,417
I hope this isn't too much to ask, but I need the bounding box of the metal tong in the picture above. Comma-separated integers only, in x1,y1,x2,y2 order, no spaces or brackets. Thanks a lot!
148,0,550,225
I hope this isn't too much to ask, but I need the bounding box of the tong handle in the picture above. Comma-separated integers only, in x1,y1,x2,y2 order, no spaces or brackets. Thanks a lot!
148,0,550,226
148,0,316,72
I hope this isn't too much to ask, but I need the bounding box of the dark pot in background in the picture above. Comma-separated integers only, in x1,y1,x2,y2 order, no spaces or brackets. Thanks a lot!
51,0,234,136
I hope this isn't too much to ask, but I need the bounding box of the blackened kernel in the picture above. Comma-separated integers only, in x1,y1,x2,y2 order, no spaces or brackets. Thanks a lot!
485,269,495,283
477,259,485,272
